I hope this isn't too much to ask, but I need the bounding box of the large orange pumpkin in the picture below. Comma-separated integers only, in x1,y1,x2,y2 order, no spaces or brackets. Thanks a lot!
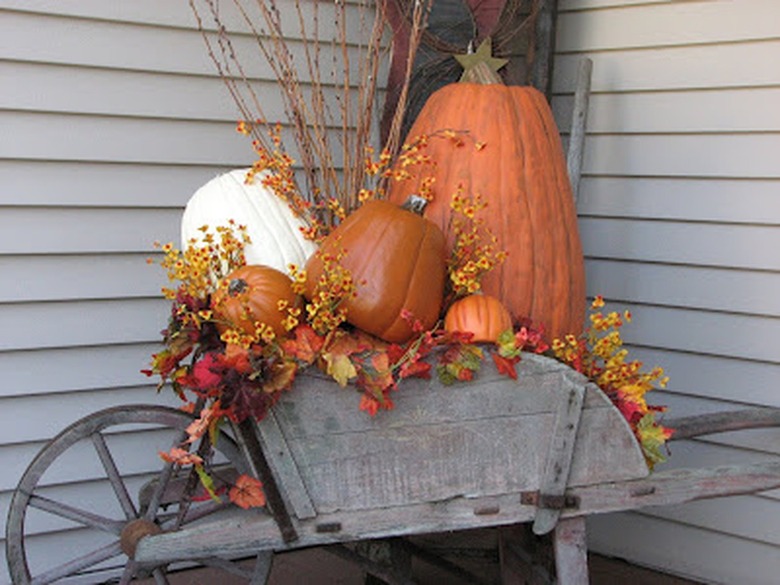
211,264,297,338
387,63,585,342
304,198,446,343
444,294,512,343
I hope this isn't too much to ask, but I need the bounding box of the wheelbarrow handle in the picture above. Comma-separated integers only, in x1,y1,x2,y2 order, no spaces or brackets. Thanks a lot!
665,407,780,441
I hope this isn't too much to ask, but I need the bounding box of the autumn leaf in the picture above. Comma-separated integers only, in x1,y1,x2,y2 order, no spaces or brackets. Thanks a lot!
398,358,431,379
222,343,252,374
492,352,519,379
179,352,223,390
159,447,203,466
359,393,381,416
281,324,324,364
262,359,297,394
194,465,221,503
636,413,673,468
229,474,266,509
323,352,358,387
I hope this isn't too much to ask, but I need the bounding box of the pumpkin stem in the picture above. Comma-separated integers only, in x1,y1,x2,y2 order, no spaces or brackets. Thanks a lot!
228,278,249,296
401,195,429,216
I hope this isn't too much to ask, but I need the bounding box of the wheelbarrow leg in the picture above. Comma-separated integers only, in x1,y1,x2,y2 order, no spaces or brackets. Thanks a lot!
553,517,588,585
249,550,274,584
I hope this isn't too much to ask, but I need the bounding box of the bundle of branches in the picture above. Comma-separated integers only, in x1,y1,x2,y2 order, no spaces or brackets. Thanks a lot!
189,0,430,227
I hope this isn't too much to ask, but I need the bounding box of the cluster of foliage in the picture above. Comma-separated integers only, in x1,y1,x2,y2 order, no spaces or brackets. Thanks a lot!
146,133,671,510
552,296,673,466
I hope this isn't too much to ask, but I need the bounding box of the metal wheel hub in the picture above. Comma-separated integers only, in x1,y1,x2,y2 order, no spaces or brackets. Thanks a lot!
120,518,162,558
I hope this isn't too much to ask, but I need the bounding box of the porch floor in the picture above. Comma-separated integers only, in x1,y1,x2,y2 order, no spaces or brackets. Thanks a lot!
142,530,702,585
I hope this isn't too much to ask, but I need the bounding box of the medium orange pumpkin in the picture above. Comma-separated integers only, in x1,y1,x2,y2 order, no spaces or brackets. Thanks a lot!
211,265,297,338
444,294,512,343
387,61,585,342
304,198,446,343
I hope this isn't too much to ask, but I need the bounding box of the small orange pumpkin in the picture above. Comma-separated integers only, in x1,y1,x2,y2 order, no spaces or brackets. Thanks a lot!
211,265,297,338
444,294,512,343
304,198,446,343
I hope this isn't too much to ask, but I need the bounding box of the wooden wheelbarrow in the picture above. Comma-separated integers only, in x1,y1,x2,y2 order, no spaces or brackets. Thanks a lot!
7,353,780,583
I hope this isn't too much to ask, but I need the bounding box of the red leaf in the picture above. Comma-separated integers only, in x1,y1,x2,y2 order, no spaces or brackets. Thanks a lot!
492,352,519,379
281,324,324,364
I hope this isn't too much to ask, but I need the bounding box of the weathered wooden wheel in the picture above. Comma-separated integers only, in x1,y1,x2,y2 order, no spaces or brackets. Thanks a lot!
5,404,253,584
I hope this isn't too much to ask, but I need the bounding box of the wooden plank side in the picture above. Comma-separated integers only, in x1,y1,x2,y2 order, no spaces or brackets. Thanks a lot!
575,176,780,224
585,259,780,317
580,217,780,271
553,88,780,133
557,1,780,52
267,359,647,515
272,366,610,439
0,160,228,207
553,40,780,93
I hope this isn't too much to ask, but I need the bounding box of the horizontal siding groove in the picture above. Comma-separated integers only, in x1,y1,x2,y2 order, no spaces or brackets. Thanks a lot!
621,338,780,369
0,107,356,134
556,35,780,56
559,2,693,13
579,214,780,229
0,342,167,397
632,506,780,549
589,296,780,324
0,11,382,79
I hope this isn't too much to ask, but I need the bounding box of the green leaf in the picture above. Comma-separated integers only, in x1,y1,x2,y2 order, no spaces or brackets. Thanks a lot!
194,465,222,503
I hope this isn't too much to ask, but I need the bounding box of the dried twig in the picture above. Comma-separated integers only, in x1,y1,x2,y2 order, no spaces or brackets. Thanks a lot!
189,0,430,226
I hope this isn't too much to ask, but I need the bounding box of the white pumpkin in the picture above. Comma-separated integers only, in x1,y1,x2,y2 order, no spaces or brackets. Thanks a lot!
181,169,317,274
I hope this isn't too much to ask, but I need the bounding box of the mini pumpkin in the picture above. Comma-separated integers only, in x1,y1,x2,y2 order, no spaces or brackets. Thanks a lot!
304,198,446,343
211,264,297,339
387,57,585,342
181,169,317,275
444,294,512,343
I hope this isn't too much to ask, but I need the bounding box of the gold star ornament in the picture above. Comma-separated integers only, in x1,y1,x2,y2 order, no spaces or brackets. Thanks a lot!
454,38,508,84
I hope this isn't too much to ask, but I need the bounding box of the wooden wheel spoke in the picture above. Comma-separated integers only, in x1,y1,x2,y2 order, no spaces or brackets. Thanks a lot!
142,461,177,522
152,566,170,584
27,493,124,534
119,560,138,585
91,431,138,519
143,428,189,521
30,540,123,585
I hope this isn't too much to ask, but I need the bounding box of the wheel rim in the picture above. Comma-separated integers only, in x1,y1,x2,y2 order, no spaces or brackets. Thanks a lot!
5,405,246,585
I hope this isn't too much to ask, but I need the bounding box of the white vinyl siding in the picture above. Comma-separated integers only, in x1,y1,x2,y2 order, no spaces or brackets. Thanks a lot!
554,1,780,583
0,1,344,579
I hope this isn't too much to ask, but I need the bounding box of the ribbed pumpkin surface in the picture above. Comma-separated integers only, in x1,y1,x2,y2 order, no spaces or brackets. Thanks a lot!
444,294,512,343
304,200,446,343
387,83,585,341
211,264,297,338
